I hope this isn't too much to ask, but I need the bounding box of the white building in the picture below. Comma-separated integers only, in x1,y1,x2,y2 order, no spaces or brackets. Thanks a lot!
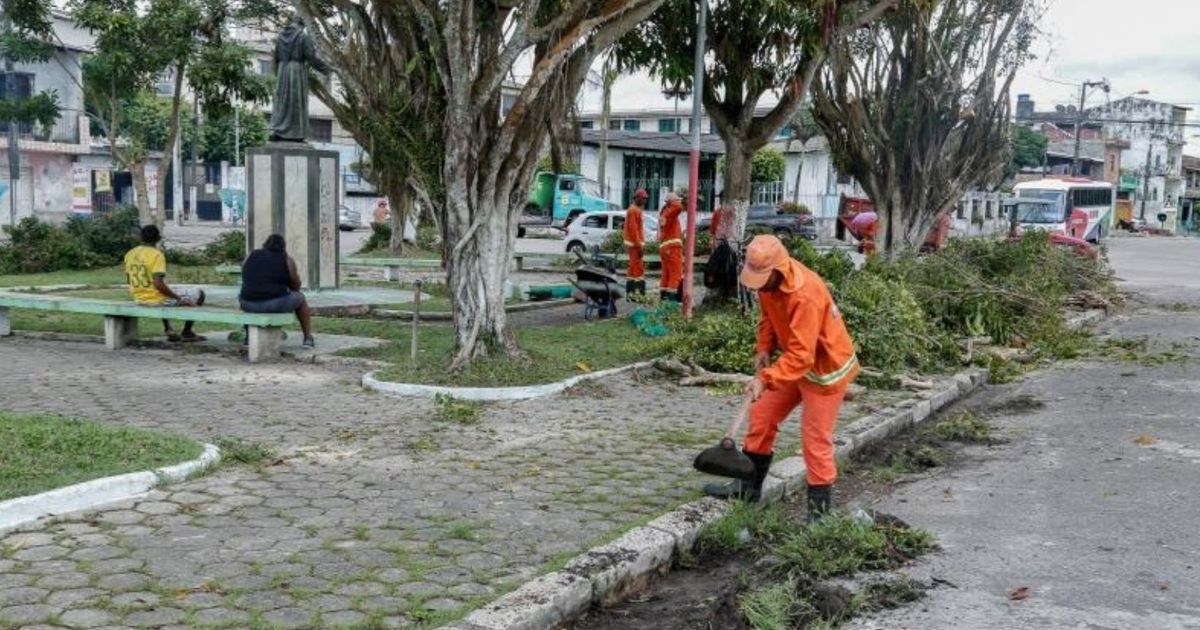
1092,97,1189,219
0,13,97,227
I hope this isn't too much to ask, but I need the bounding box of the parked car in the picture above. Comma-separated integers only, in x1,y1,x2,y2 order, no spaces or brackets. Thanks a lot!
563,210,659,254
697,204,817,240
338,205,361,231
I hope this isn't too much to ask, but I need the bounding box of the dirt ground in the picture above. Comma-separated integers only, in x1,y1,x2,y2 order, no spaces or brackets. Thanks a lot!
566,387,1036,630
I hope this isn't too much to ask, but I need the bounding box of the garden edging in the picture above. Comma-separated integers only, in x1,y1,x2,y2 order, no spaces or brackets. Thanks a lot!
0,443,221,533
440,367,988,630
361,360,656,401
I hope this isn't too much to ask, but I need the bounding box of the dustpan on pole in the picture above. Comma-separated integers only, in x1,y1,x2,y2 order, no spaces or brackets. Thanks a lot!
693,394,755,480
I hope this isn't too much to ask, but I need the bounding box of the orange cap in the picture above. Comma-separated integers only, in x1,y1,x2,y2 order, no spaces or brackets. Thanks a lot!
740,234,789,289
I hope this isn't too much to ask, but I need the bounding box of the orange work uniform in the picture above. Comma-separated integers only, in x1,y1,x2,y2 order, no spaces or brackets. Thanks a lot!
658,197,684,300
746,258,859,486
623,203,646,285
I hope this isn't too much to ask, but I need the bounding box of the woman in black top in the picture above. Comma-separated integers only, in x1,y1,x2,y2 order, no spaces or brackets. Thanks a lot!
239,234,315,347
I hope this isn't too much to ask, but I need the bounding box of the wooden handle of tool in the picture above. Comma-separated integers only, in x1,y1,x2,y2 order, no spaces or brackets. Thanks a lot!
723,393,753,444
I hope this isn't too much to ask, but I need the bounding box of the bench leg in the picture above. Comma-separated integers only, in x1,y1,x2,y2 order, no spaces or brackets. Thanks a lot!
516,257,524,271
247,326,284,363
384,265,400,282
0,307,10,336
104,316,137,350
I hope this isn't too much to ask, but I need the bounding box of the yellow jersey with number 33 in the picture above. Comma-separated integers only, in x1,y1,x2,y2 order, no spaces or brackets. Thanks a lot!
124,245,168,304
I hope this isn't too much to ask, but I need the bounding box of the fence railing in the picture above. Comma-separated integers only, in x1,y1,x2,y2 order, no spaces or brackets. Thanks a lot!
750,180,785,205
0,111,84,145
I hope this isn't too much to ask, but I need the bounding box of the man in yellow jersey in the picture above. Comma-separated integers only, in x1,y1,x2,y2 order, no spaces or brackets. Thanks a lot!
124,225,206,342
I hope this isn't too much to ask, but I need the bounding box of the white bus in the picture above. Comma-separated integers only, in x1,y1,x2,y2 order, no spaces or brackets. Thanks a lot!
1012,178,1115,243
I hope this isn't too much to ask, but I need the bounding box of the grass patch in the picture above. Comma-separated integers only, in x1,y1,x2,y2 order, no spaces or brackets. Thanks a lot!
0,411,202,501
855,576,927,612
0,264,232,289
213,437,275,467
868,445,943,485
338,317,654,387
776,513,936,579
434,394,483,425
740,577,810,630
931,410,993,443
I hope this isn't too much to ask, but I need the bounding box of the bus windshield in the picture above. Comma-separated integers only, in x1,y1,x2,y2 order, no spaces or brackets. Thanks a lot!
1014,201,1065,224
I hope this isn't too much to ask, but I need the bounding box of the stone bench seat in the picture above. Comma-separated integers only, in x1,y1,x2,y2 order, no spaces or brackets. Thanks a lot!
0,292,295,363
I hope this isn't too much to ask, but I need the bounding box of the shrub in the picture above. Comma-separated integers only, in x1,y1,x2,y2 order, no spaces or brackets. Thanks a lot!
0,217,99,273
837,272,952,373
786,237,856,291
656,309,758,374
362,221,392,252
416,224,440,251
203,231,246,263
63,206,139,263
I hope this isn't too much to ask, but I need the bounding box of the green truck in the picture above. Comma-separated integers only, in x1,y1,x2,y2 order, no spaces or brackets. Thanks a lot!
519,171,619,235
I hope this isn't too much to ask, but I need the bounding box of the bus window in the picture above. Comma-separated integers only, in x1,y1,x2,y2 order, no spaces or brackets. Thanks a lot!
1018,189,1066,215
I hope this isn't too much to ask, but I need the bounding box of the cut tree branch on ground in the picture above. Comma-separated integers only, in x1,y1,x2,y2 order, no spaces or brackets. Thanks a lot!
860,368,934,390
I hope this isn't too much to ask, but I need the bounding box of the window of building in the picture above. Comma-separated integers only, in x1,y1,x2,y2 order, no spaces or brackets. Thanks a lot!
985,199,994,219
308,118,333,143
658,118,678,133
836,171,851,185
580,120,594,129
955,202,965,219
500,93,517,118
623,119,640,132
259,59,272,75
0,73,34,133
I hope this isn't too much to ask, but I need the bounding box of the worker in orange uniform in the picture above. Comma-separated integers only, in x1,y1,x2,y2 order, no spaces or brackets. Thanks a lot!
705,234,859,521
658,192,684,303
623,189,649,298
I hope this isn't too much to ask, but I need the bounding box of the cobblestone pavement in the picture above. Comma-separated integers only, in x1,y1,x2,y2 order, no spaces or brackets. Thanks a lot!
0,338,907,629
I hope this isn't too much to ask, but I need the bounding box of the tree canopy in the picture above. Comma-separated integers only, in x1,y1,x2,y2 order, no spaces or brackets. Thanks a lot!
812,0,1040,252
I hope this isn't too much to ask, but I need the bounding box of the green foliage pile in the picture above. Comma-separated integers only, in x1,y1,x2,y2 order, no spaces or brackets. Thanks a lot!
0,208,139,274
654,232,1113,377
363,222,393,252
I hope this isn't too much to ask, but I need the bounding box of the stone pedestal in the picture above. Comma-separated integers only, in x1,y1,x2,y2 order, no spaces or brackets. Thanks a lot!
246,143,340,289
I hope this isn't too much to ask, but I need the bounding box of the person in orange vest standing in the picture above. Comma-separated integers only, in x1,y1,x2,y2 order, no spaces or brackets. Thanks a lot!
658,192,684,303
623,189,648,298
705,234,859,521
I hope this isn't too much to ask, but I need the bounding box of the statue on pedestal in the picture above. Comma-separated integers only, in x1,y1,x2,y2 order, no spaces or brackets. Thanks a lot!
268,17,332,142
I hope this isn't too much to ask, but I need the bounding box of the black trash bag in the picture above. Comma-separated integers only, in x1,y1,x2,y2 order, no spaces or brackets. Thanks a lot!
703,239,739,290
693,437,755,480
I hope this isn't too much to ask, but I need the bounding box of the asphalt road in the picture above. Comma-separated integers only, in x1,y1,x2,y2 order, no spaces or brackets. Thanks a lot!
845,234,1200,630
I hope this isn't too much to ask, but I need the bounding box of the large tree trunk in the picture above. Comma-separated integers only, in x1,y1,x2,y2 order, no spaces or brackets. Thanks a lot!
443,127,521,371
154,64,187,229
388,184,413,254
723,136,756,240
131,161,152,226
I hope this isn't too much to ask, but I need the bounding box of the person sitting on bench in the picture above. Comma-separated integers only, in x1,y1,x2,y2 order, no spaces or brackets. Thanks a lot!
124,225,206,342
239,234,315,348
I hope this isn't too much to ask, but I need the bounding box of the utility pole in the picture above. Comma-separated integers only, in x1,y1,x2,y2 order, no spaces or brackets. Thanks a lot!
681,0,707,317
1140,136,1155,220
2,11,19,228
1072,79,1109,177
188,92,199,224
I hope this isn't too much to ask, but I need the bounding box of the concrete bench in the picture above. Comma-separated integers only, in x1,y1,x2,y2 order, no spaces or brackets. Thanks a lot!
0,292,295,363
340,257,441,281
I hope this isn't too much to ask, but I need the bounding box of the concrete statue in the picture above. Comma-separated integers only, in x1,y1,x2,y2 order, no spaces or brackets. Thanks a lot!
268,17,331,142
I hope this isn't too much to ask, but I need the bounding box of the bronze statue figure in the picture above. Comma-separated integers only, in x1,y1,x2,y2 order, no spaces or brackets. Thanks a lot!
268,17,332,142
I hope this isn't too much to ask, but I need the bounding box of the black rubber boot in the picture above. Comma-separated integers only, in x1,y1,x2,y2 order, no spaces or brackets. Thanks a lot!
704,452,773,502
806,484,833,523
626,280,638,297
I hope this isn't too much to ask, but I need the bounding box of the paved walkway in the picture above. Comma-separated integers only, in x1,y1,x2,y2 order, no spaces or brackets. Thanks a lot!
0,337,902,629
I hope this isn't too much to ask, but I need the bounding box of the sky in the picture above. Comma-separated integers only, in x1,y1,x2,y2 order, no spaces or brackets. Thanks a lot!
578,0,1200,121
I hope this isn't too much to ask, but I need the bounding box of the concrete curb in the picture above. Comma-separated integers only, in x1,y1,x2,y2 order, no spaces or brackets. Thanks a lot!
362,361,656,401
0,443,221,533
440,368,987,630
